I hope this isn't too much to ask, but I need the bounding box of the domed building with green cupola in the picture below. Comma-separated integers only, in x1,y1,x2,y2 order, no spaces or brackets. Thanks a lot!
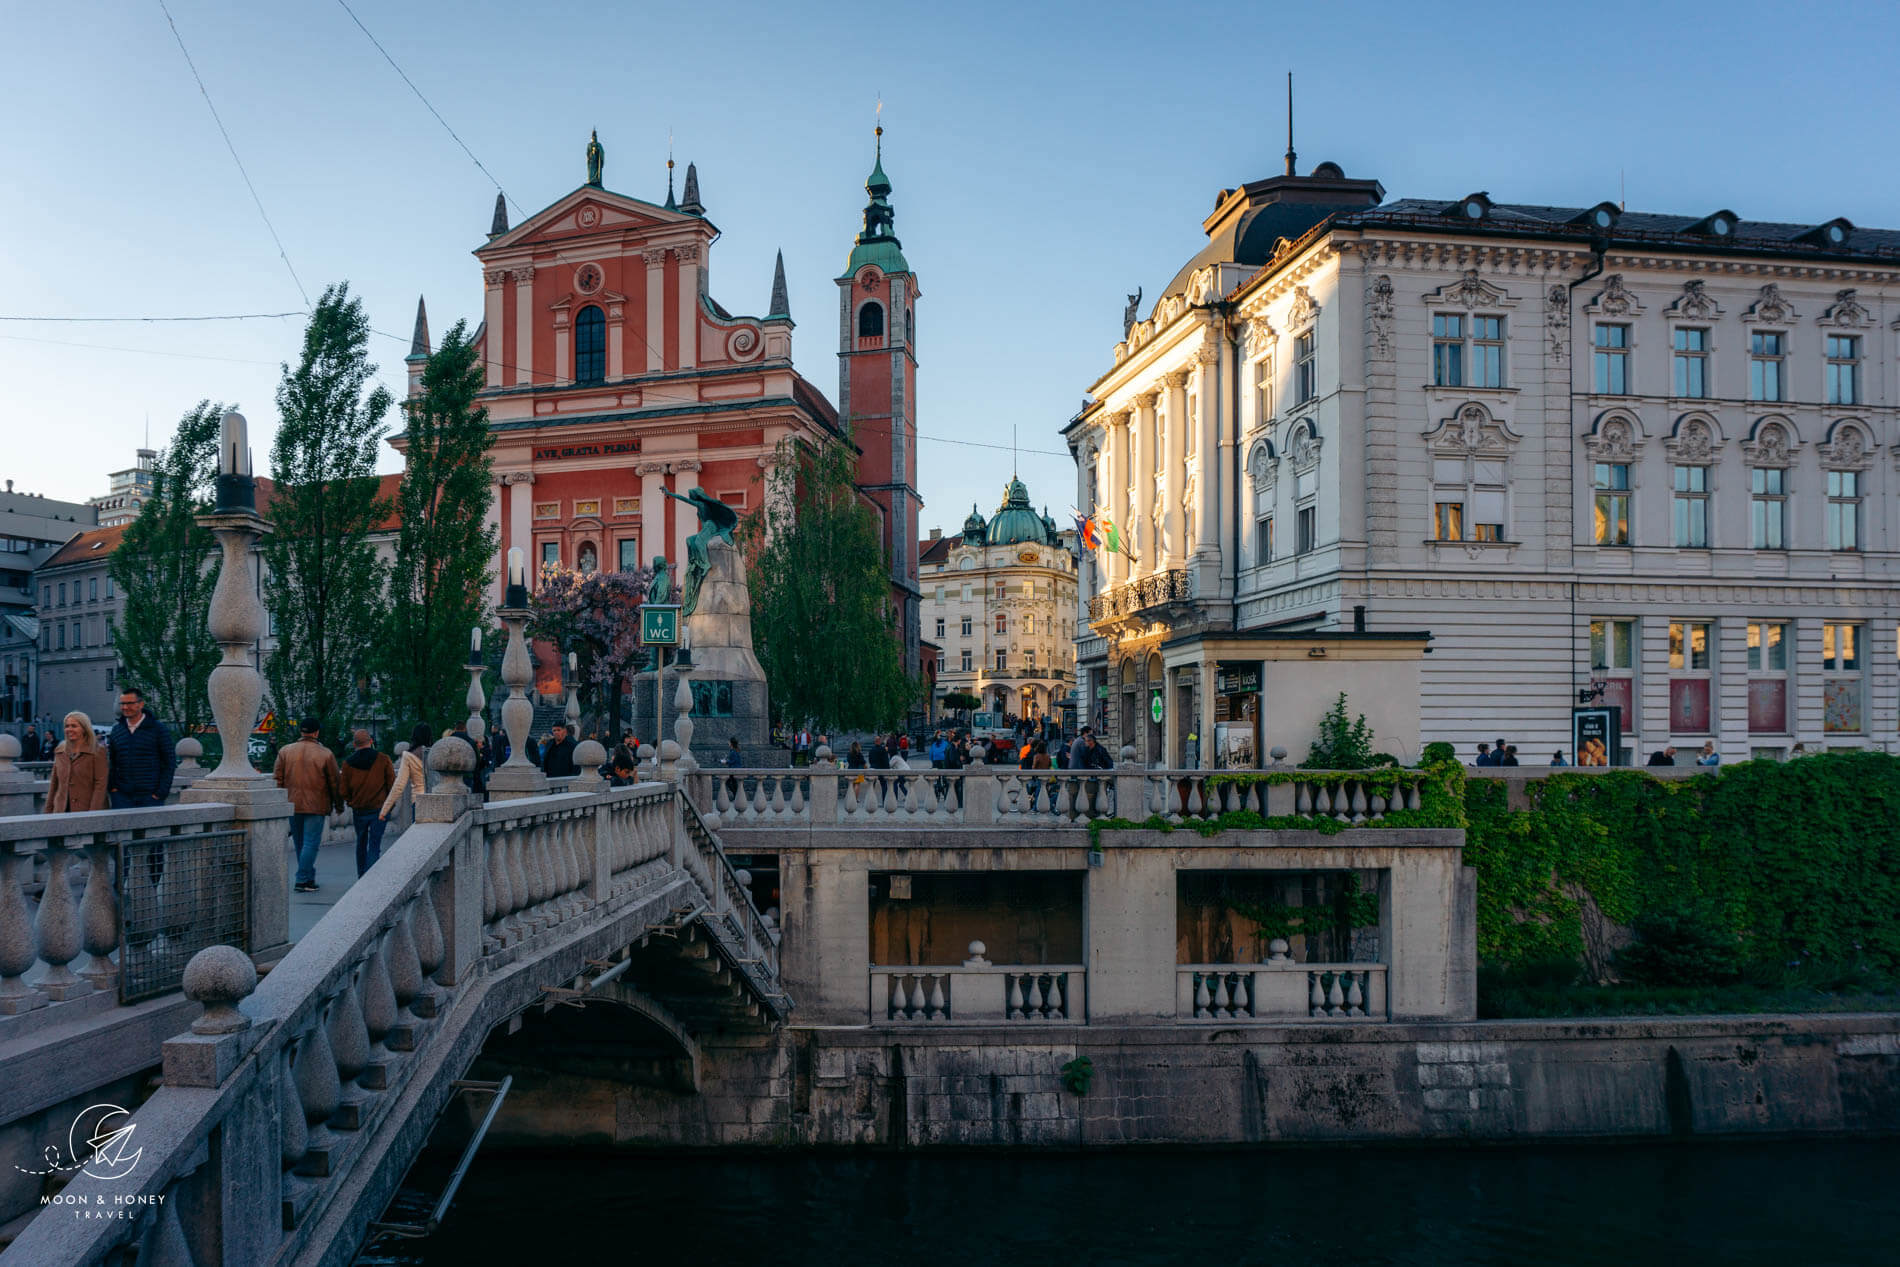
918,477,1080,727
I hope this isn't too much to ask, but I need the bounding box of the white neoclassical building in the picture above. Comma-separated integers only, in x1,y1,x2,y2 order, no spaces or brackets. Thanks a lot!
1067,159,1900,765
920,478,1078,723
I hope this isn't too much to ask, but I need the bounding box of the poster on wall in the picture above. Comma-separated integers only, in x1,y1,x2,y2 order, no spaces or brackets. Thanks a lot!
1572,706,1622,767
1215,723,1256,769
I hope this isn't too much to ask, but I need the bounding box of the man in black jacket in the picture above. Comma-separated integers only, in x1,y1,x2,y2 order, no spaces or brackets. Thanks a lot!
541,723,579,778
106,687,176,809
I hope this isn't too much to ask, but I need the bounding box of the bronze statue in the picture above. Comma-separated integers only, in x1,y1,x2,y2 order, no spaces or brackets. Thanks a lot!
585,130,605,187
1122,286,1142,336
659,487,740,616
645,555,672,606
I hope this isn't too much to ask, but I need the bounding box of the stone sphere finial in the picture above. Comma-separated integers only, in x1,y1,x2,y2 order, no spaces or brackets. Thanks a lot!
812,744,834,766
964,940,990,966
636,742,656,764
734,869,752,888
429,738,475,790
1119,745,1136,765
574,739,607,786
1269,746,1288,765
0,732,18,772
175,736,204,773
184,945,257,1035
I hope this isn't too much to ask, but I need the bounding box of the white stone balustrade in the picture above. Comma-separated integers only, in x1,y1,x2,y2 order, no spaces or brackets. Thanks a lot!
871,964,1085,1023
1177,963,1388,1021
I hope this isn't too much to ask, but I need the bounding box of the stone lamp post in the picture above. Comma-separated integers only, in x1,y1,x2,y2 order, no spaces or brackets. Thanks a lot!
565,651,581,734
488,548,548,800
180,412,294,966
465,626,487,744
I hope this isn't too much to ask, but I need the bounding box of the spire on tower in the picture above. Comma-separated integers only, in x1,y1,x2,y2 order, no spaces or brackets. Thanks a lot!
679,161,704,216
1284,71,1297,177
767,249,791,319
407,296,431,361
489,191,509,238
665,130,677,210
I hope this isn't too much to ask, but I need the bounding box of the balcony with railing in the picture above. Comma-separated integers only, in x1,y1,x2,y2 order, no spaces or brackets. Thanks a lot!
1086,568,1193,624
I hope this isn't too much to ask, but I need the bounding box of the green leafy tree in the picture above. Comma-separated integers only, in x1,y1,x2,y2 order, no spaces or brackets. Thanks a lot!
1303,692,1375,769
739,440,917,732
379,321,496,730
262,283,392,743
108,401,227,731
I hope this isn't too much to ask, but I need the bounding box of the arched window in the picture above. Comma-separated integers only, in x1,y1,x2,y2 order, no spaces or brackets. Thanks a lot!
858,301,885,339
575,305,605,383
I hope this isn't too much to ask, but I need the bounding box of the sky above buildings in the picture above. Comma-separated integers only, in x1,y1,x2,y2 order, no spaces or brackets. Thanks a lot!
6,0,1900,531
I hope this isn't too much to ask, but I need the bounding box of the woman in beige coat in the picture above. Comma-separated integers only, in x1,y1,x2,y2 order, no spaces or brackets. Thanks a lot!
380,723,433,822
44,711,109,813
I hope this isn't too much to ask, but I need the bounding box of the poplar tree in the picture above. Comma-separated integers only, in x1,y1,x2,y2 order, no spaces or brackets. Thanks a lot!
108,401,225,731
262,284,391,743
740,440,918,732
379,321,497,730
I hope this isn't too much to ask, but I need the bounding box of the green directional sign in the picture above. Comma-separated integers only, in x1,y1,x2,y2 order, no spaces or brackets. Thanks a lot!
640,604,680,646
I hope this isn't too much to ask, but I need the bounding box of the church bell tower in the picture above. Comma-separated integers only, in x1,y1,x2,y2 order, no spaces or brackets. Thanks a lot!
837,127,922,677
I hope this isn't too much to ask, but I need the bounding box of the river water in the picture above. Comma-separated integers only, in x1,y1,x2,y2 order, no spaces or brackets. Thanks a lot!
366,1139,1898,1265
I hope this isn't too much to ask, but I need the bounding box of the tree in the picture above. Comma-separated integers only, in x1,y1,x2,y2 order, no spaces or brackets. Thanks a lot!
739,440,917,732
262,284,391,743
529,564,654,741
1303,692,1376,769
379,321,496,730
108,401,226,731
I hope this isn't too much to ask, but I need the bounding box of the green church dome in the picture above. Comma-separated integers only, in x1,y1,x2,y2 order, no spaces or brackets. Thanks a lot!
984,477,1058,547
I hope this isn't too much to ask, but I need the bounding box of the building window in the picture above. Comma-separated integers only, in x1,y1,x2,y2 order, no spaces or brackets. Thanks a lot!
540,541,560,570
1593,463,1631,545
1294,466,1318,554
994,613,1007,635
1431,314,1464,387
960,616,972,638
960,649,972,672
574,305,605,384
56,624,64,650
1822,623,1862,733
40,586,48,608
1256,515,1273,565
1589,618,1636,723
1672,328,1709,398
57,583,66,607
858,302,885,339
88,578,98,602
1431,456,1506,542
1025,614,1035,634
103,619,113,647
1252,357,1273,424
1592,324,1629,394
993,580,1006,602
1748,331,1784,401
1750,468,1785,549
1668,621,1712,735
935,617,945,638
1026,649,1036,670
104,576,113,599
617,539,640,571
994,648,1007,671
1746,622,1788,734
1293,331,1316,404
1827,470,1860,551
1472,315,1504,387
1672,466,1709,547
1826,335,1860,405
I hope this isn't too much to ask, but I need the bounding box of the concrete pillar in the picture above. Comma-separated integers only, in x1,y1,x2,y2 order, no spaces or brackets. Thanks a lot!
1133,391,1158,578
1107,411,1130,589
512,267,535,387
1084,840,1174,1023
777,848,869,1025
1162,369,1190,569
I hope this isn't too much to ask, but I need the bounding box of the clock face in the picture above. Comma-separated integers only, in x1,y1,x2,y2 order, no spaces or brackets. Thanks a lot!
576,264,603,294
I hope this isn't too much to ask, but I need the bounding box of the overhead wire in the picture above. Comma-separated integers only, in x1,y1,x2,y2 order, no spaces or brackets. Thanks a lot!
333,0,526,219
0,331,280,366
0,312,305,323
155,0,310,307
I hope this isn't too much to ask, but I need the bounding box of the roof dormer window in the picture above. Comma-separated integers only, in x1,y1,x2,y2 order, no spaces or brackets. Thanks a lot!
1798,217,1854,247
1448,192,1492,221
1688,210,1738,238
1570,201,1620,231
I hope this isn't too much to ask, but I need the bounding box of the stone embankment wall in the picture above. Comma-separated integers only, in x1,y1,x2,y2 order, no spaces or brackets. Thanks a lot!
464,1015,1900,1150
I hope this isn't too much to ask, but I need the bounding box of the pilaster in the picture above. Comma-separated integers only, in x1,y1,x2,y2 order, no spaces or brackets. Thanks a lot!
1161,370,1190,569
643,248,667,374
675,244,700,371
512,267,535,386
482,269,505,388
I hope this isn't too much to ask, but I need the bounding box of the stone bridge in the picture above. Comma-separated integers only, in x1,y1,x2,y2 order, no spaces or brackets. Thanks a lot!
0,767,784,1267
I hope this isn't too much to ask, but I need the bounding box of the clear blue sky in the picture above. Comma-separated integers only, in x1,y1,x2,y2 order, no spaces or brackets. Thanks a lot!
6,0,1900,531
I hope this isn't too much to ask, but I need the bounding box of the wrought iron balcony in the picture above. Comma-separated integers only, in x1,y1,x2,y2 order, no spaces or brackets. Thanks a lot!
1086,569,1193,623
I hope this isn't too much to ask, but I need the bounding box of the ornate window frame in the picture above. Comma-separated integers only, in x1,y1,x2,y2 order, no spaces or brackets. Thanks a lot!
1422,402,1519,551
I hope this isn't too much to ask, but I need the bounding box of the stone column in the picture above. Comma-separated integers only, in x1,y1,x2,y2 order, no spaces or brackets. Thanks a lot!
183,502,293,968
643,248,667,374
1162,369,1190,569
512,266,535,386
482,269,506,388
1106,410,1131,589
675,244,700,371
486,600,549,800
1133,391,1158,579
501,472,533,605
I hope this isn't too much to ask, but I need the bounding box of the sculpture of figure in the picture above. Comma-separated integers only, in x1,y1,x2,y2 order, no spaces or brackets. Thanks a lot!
646,556,672,606
659,487,740,616
585,129,605,187
1122,286,1142,337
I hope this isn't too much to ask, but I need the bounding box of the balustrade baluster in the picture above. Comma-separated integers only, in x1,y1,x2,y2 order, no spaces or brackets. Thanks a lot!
0,851,44,1013
484,830,509,948
1309,972,1325,1017
1185,780,1205,819
1406,779,1422,811
1007,973,1025,1019
1293,783,1312,816
329,977,372,1090
293,1015,343,1172
279,1048,308,1170
1345,972,1365,1017
33,839,87,1000
360,933,398,1080
76,840,119,990
788,778,806,816
1193,971,1211,1018
504,829,531,938
927,975,947,1020
392,897,430,1016
1368,791,1387,821
1055,972,1070,1019
1326,972,1345,1016
1348,782,1368,824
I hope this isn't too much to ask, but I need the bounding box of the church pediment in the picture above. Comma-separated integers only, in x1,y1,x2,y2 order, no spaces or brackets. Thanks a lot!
479,187,699,254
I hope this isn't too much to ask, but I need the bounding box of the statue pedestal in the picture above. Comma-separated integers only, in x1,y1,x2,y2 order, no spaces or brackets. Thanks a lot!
637,542,776,764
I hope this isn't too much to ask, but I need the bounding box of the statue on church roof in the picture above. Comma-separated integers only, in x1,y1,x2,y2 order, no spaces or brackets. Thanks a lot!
586,130,605,188
1123,286,1142,336
660,487,741,616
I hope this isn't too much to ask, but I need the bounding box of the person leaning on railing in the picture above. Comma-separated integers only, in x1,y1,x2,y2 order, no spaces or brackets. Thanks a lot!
43,710,109,814
380,724,432,823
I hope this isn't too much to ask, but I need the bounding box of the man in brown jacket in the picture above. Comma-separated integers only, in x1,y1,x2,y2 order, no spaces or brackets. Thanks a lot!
338,729,395,877
275,718,341,893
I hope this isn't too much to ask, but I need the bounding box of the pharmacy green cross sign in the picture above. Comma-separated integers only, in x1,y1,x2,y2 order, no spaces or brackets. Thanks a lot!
1150,689,1163,725
640,604,680,646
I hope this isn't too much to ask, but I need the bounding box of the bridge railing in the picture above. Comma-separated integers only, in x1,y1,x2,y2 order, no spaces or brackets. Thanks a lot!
695,764,1435,830
0,779,770,1267
0,802,245,1024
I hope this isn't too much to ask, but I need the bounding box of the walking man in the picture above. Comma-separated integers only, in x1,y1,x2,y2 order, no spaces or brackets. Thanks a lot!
339,729,395,877
275,718,341,893
105,687,176,809
541,722,579,778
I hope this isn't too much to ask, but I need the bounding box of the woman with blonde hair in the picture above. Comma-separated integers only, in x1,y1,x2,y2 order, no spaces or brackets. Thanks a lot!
44,711,110,813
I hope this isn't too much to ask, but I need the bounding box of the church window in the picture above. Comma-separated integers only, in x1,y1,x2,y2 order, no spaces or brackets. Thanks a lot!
858,302,885,339
575,305,605,383
617,539,640,571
